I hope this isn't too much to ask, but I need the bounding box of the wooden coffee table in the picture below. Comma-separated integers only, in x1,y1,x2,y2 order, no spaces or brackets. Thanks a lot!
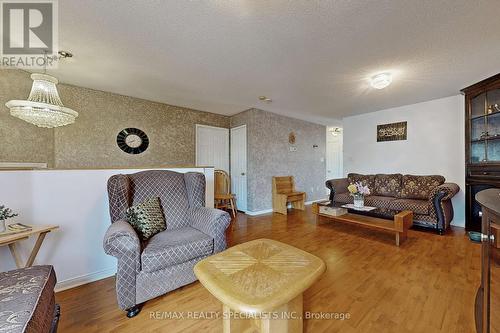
312,202,413,246
194,239,325,333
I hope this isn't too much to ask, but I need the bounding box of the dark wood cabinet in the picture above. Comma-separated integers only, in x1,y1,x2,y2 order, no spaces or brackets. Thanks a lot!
462,74,500,231
474,189,500,333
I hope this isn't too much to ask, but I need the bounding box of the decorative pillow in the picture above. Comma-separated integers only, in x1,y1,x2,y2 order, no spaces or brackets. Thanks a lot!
126,197,166,240
400,175,445,200
347,173,375,192
374,174,402,197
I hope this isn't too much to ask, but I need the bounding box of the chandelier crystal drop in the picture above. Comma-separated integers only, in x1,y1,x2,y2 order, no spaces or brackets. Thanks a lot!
5,73,78,128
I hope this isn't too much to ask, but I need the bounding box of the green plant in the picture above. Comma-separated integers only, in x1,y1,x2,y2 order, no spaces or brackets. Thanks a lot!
0,205,18,220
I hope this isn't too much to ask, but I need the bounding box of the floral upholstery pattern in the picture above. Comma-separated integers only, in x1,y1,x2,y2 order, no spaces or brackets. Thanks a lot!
400,175,445,200
328,173,460,233
347,173,375,191
0,266,58,333
374,174,402,197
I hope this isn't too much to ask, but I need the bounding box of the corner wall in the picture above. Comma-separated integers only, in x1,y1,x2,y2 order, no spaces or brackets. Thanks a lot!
343,95,465,227
231,108,326,213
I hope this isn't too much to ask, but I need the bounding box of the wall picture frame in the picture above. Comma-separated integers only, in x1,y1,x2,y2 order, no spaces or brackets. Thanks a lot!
377,121,407,142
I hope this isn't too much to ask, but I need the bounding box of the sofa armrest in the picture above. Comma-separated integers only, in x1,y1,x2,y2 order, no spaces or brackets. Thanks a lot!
429,183,460,202
429,183,460,234
103,220,140,310
325,178,349,201
190,207,231,253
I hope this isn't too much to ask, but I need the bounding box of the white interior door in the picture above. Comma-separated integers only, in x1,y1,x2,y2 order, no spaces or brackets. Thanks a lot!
196,125,229,172
230,125,247,212
326,130,343,180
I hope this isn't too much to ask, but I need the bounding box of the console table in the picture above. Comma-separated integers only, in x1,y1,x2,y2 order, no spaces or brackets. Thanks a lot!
0,225,59,268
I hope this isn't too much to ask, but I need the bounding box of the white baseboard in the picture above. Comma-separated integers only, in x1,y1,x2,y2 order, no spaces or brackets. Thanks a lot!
55,267,116,292
245,199,324,216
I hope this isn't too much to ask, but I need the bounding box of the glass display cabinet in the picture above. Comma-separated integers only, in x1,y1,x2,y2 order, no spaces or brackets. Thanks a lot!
462,74,500,232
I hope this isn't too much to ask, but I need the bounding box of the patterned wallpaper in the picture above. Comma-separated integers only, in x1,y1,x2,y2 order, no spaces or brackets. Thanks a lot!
231,108,326,212
0,69,55,166
0,69,229,168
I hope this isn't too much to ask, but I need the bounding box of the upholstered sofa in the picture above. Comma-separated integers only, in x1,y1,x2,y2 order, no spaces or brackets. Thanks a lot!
103,170,231,317
326,173,460,234
0,265,60,333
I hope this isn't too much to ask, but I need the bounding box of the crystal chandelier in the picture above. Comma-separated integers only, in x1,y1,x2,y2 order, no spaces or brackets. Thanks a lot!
5,73,78,128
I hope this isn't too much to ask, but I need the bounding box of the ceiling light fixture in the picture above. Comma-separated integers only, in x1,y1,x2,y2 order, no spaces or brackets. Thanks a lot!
259,96,272,103
370,72,392,89
5,53,78,128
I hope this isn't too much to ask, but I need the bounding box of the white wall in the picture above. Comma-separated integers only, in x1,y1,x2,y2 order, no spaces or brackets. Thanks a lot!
343,95,465,227
0,167,214,291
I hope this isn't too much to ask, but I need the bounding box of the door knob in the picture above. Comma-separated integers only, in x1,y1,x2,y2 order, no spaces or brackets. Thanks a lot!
241,172,245,176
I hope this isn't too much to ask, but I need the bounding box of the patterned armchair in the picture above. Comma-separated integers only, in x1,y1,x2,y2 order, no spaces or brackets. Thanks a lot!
103,170,231,317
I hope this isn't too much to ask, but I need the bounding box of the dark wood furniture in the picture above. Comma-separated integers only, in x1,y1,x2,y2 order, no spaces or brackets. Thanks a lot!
312,201,413,246
462,73,500,232
474,189,499,333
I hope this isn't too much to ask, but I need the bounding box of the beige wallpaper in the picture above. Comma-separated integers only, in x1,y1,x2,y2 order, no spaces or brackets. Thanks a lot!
231,108,326,212
0,69,55,166
0,69,229,168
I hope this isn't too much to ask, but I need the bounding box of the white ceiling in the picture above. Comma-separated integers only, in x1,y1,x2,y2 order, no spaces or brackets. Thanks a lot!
51,0,500,124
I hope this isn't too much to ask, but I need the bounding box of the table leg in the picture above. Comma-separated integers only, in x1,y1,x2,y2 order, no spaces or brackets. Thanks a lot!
223,304,255,333
25,232,48,267
394,211,413,246
260,294,303,333
8,243,24,268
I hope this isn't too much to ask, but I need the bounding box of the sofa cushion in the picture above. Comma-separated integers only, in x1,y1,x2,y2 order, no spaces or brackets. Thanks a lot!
389,199,431,215
141,226,213,273
400,175,445,200
334,192,353,204
364,195,397,209
347,173,375,192
374,174,402,197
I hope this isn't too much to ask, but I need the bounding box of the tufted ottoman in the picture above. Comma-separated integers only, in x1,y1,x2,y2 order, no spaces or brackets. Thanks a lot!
0,265,60,333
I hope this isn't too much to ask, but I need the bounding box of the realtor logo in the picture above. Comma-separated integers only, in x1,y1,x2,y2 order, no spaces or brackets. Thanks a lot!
1,0,58,68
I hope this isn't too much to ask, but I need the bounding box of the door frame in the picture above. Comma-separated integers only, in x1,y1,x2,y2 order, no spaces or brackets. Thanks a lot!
195,124,230,171
230,124,248,212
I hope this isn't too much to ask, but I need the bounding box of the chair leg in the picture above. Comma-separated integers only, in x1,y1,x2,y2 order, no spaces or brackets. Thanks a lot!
126,304,142,318
230,198,237,217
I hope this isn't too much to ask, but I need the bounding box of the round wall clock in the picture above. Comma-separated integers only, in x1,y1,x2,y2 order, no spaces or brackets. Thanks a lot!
117,128,149,154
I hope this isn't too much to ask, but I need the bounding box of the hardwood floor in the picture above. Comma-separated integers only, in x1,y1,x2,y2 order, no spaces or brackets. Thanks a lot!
56,206,481,332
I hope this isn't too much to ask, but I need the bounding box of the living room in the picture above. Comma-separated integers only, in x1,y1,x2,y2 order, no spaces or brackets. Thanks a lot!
0,1,498,333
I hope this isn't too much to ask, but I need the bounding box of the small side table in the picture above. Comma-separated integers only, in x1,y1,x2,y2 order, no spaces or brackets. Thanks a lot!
194,238,325,333
0,225,59,268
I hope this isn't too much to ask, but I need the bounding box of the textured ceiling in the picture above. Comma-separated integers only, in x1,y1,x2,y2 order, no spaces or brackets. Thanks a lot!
49,0,500,124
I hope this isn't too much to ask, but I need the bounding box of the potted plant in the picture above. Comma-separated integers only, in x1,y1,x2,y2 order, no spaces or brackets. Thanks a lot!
347,182,371,208
0,205,18,233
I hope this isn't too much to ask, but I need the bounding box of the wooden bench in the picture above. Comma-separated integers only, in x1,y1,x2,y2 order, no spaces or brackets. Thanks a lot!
272,176,306,215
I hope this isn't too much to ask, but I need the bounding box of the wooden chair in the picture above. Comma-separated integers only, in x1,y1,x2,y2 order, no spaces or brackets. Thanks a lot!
272,176,306,215
214,170,237,218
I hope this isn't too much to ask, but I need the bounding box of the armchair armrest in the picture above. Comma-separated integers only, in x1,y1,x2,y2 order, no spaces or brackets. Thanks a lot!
325,178,349,201
190,207,231,253
103,220,140,310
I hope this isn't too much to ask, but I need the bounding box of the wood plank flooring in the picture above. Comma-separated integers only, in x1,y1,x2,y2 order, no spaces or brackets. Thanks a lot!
56,206,481,332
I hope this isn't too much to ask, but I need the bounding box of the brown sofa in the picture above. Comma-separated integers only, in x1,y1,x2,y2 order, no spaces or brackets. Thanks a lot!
326,173,460,235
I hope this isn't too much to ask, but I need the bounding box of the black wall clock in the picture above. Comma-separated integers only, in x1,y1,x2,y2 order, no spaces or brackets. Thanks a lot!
117,128,149,154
